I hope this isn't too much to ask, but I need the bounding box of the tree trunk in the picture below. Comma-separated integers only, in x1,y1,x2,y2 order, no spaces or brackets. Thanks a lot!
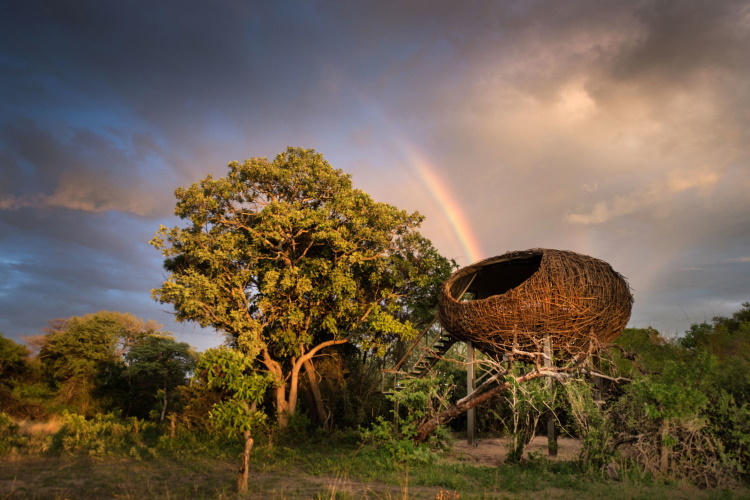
304,358,327,427
275,386,291,429
264,339,348,429
276,363,302,429
544,335,557,457
237,430,254,493
466,341,475,445
659,420,670,474
160,386,168,423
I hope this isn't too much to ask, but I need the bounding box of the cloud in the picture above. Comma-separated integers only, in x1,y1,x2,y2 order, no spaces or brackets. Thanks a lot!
0,119,178,217
668,170,720,193
0,194,46,211
566,167,722,225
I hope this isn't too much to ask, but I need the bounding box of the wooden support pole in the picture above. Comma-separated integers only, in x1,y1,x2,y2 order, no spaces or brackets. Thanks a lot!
593,353,603,403
467,341,476,446
544,335,558,457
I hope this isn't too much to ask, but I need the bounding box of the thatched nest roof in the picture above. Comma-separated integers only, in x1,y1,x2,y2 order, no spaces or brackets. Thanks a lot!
438,248,633,359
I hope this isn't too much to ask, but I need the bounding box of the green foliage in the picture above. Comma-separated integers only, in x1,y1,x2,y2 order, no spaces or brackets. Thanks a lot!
0,333,29,385
38,311,159,415
0,411,21,454
622,351,713,421
171,382,224,432
276,412,313,445
389,376,454,444
562,379,612,470
359,375,454,464
152,147,432,348
707,391,750,477
123,334,196,420
679,322,714,350
151,147,452,423
197,348,271,438
499,367,555,463
0,334,47,418
358,417,435,465
500,306,750,487
614,327,676,376
50,411,159,458
583,308,750,487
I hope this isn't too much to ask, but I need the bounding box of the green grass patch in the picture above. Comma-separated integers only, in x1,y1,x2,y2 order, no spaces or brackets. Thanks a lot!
2,426,749,499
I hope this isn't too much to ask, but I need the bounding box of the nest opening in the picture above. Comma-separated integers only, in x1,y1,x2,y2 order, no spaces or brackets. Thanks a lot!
456,254,542,301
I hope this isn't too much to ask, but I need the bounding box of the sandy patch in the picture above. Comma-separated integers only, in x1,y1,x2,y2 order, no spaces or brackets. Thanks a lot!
448,436,582,466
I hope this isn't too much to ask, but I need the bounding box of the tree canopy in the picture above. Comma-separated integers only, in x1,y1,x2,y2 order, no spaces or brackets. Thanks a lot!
0,333,29,386
124,334,196,421
36,311,193,417
152,147,452,424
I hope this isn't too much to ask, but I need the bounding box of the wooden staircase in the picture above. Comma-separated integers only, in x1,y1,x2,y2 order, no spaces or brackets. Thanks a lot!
405,331,456,379
382,274,476,392
381,324,456,393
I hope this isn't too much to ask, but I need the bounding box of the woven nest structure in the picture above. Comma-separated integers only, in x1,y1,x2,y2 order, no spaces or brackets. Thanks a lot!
438,248,633,360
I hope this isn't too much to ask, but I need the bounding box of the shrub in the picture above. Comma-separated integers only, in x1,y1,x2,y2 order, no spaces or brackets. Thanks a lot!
50,411,158,458
0,411,20,454
359,375,455,464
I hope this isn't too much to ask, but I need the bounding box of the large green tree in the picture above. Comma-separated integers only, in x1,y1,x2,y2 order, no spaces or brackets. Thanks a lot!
152,147,450,426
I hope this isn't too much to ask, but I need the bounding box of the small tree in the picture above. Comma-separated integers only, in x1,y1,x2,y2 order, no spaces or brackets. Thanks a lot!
0,333,29,387
0,334,32,416
152,147,450,427
124,334,196,421
500,368,554,463
198,348,270,493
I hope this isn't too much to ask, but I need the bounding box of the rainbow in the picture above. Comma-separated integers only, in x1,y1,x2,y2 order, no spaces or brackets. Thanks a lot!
355,100,484,264
399,144,484,265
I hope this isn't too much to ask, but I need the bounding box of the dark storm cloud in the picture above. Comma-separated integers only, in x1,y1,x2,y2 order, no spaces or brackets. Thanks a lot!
0,212,147,332
612,0,750,80
0,118,176,215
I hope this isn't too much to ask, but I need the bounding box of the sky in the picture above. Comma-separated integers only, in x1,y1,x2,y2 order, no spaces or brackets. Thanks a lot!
1,0,749,350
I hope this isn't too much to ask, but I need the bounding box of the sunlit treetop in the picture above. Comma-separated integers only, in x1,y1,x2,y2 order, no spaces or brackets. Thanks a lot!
152,147,451,363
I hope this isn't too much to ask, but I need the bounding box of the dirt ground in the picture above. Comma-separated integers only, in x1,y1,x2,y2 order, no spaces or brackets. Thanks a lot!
448,435,582,466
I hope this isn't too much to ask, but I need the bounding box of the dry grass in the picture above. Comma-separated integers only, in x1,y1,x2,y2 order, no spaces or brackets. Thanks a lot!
2,452,745,500
15,417,64,437
0,455,441,499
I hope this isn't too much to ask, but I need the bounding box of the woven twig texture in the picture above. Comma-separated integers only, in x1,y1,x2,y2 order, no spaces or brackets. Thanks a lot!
438,249,633,359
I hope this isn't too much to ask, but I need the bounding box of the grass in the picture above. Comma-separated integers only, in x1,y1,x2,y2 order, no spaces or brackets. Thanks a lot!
1,430,748,499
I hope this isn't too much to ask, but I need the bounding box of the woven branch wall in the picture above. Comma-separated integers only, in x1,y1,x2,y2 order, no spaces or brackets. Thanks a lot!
438,248,633,359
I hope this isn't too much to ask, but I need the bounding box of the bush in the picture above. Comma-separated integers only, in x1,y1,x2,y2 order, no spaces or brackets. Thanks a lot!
601,342,739,487
562,379,613,471
358,375,455,464
50,411,159,458
0,411,20,454
359,417,435,464
389,376,454,447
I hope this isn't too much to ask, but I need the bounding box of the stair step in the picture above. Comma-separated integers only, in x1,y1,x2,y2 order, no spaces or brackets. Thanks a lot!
386,328,458,391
